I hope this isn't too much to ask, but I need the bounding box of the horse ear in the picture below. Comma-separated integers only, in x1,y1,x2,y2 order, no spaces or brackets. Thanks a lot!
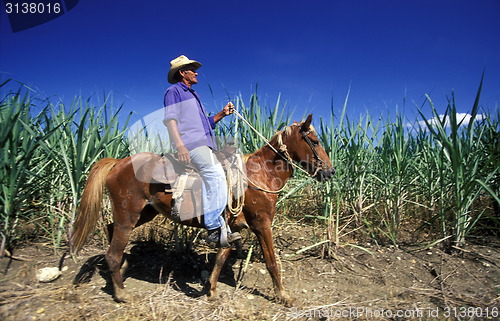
301,114,313,132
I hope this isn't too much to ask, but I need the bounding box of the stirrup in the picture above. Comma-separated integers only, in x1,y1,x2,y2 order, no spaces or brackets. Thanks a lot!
225,223,242,244
227,231,242,243
218,224,230,248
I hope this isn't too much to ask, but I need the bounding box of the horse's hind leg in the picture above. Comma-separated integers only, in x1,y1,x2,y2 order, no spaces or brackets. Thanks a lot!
105,205,144,303
106,223,132,281
120,205,159,276
105,220,134,302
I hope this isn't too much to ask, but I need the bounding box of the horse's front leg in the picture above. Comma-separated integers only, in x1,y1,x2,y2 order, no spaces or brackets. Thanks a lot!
204,247,232,300
252,220,296,307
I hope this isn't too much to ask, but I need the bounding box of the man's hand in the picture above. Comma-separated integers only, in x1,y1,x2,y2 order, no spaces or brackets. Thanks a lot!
214,102,235,124
222,102,235,116
164,119,190,164
176,144,190,164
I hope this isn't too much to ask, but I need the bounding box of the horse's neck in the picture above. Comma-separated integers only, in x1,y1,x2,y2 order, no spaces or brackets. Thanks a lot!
246,145,293,190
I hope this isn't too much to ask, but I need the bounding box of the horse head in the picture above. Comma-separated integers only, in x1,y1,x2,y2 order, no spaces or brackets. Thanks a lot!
280,114,334,182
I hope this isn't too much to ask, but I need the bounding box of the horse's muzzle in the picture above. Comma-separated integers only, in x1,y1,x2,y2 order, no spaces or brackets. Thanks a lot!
315,167,334,182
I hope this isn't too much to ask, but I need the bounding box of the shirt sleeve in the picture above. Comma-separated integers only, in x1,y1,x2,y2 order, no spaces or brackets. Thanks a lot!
208,116,216,129
164,87,181,122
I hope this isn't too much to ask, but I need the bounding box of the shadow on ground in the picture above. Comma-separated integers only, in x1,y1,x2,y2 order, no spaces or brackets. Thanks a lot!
73,242,243,300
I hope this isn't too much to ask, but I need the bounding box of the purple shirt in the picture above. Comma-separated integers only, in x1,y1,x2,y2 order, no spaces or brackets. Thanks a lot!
164,82,217,151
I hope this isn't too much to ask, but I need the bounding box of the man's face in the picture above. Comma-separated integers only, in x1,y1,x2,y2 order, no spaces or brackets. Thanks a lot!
180,65,198,85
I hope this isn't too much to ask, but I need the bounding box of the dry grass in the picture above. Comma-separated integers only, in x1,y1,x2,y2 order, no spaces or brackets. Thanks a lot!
1,222,499,321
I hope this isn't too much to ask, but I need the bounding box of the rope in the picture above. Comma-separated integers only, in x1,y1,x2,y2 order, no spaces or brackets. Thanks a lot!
244,170,288,194
232,109,281,155
225,108,317,213
226,155,246,215
232,109,312,177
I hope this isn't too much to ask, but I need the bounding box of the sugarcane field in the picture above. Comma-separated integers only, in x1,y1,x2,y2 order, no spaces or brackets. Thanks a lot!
1,82,499,320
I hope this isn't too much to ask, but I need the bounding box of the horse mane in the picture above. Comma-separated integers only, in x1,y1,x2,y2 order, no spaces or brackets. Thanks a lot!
246,127,287,158
245,120,316,159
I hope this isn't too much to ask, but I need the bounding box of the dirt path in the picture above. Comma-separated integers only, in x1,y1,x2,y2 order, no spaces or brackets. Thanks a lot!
1,224,499,320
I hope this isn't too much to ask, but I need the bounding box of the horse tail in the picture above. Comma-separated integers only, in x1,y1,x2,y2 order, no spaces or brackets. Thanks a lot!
70,158,118,254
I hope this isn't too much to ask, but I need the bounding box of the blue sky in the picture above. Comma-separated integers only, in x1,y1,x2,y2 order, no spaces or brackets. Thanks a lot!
1,0,499,127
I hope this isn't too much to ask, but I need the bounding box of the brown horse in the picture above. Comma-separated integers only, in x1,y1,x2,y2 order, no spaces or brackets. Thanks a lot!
70,114,333,306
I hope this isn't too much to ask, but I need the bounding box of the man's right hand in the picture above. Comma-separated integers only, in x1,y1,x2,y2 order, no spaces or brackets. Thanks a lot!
176,144,190,163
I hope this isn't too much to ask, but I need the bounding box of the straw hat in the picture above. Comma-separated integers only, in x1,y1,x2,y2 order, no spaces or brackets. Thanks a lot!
168,55,202,84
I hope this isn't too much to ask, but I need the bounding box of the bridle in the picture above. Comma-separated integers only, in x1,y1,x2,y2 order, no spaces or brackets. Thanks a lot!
232,109,329,193
272,125,329,178
300,129,327,173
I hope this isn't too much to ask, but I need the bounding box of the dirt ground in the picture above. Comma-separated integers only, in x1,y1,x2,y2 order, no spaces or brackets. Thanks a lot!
1,223,499,321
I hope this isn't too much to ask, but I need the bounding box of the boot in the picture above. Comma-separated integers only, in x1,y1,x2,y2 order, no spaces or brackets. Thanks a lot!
206,224,241,248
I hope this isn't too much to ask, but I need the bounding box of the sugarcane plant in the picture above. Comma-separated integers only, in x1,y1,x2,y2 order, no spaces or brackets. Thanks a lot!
418,74,498,250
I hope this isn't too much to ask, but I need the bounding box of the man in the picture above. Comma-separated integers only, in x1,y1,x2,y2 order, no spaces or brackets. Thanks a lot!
163,55,239,247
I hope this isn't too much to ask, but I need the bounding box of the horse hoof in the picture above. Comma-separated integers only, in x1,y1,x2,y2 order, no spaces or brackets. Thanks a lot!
285,297,297,307
114,289,133,303
279,295,296,307
206,291,218,302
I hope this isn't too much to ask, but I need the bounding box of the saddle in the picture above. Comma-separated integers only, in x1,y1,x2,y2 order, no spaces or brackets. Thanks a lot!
150,147,246,223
